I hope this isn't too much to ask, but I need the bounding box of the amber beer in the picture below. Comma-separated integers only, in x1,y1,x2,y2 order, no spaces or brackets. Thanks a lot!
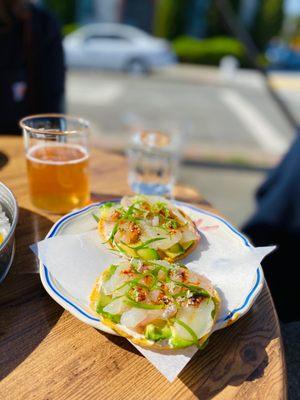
26,144,90,213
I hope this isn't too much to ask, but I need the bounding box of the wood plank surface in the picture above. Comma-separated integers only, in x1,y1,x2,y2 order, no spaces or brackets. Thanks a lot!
0,136,287,400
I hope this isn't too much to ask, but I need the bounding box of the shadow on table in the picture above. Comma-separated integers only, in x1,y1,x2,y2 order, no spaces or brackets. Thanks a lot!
0,150,9,170
98,330,143,357
178,294,277,399
0,208,63,380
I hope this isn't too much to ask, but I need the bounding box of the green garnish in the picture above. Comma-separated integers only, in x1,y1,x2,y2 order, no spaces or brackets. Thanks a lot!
100,202,114,209
122,204,140,220
123,237,165,251
108,222,119,243
152,201,169,216
96,291,112,313
173,290,188,298
211,308,216,319
92,213,100,222
125,295,163,310
164,219,178,229
100,310,121,324
173,282,211,298
173,319,198,344
102,264,118,282
145,324,172,341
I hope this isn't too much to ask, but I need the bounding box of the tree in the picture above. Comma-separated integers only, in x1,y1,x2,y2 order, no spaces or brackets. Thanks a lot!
207,0,240,37
42,0,76,25
251,0,284,50
154,0,186,39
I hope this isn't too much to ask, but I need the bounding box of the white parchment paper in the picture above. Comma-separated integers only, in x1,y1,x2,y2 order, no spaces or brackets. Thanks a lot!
32,204,274,382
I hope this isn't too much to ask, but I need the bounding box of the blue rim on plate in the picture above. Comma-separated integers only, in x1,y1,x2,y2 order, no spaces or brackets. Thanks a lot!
39,200,264,331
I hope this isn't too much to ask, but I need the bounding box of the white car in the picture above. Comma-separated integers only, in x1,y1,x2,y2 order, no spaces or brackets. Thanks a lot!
63,23,176,73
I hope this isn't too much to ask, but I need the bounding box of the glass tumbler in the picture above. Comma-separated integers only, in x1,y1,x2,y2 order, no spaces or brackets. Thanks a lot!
20,114,90,214
127,129,182,197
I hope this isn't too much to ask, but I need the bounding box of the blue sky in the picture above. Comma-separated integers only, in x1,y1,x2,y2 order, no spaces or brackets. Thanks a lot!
285,0,300,16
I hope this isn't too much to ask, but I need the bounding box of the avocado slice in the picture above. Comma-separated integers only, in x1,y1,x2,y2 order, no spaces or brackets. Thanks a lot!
164,243,185,258
180,240,194,250
137,247,159,260
167,325,197,348
169,336,195,349
117,242,138,258
96,290,112,313
145,324,172,341
96,291,121,323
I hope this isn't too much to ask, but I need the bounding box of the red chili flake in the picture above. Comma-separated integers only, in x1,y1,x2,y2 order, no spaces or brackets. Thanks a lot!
188,294,203,306
121,268,134,276
111,210,121,221
135,287,147,302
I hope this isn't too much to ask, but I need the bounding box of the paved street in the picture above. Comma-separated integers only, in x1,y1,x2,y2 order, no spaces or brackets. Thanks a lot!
66,65,300,226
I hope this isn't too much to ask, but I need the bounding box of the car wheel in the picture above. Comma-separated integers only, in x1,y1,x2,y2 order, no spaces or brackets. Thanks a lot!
124,59,150,75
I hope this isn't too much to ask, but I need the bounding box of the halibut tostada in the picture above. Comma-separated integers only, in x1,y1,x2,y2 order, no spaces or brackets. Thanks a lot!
95,195,200,262
90,259,220,349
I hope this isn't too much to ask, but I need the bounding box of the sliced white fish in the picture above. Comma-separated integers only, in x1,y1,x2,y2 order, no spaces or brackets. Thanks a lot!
120,308,163,329
188,274,215,294
173,299,215,341
139,221,182,250
180,228,198,242
151,216,159,227
101,266,129,295
169,205,188,224
103,297,128,315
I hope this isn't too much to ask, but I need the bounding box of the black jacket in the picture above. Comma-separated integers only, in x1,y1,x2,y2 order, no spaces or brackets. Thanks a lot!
243,135,300,322
0,5,65,134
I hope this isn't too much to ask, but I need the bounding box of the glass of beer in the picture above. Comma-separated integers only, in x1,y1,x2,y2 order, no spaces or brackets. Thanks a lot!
20,114,90,214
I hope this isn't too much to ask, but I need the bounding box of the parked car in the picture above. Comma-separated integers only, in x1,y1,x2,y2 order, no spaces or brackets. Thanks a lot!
266,41,300,71
63,23,176,73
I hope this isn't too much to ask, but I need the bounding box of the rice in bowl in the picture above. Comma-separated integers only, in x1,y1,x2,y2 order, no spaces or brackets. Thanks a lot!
0,204,11,246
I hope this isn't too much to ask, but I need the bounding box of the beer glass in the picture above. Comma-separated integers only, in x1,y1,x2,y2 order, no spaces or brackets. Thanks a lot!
20,114,90,214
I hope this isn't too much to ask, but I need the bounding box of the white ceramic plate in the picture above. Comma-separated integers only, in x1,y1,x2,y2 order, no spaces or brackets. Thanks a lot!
40,200,264,335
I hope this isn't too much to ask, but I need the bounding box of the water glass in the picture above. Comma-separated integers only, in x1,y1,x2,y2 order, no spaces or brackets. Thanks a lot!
127,129,181,197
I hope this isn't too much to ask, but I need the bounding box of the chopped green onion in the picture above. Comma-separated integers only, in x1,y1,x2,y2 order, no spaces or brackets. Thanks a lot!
101,222,119,244
100,202,114,209
92,213,100,222
123,237,166,251
103,264,118,282
122,204,139,219
174,319,198,343
108,222,119,242
173,282,211,298
164,219,178,229
172,290,188,298
125,295,163,310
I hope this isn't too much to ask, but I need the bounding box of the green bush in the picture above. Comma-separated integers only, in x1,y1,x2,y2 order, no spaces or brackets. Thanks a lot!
172,36,247,66
43,0,76,25
62,23,79,37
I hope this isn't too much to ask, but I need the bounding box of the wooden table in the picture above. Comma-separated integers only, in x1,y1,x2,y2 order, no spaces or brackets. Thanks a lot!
0,136,287,400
